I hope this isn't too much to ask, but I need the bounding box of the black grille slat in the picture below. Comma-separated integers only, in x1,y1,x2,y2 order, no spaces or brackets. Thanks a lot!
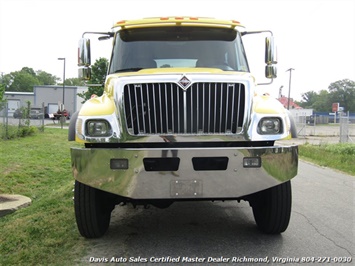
124,82,245,135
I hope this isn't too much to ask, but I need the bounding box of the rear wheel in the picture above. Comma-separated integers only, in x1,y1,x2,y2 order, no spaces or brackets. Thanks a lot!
250,181,292,234
74,180,115,238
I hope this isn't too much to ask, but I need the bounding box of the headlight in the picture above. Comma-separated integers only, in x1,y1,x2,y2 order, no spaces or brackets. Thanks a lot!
257,117,282,135
86,120,112,137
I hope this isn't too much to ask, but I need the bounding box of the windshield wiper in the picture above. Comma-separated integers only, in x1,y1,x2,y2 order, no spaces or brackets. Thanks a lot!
114,68,143,73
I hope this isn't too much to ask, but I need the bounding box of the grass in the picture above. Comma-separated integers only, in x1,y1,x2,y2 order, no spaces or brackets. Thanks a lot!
0,128,354,265
0,128,86,266
1,124,40,140
299,143,355,176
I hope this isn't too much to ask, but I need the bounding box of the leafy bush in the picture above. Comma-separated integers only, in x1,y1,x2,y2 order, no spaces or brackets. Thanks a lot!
1,101,40,139
17,125,38,137
1,124,38,139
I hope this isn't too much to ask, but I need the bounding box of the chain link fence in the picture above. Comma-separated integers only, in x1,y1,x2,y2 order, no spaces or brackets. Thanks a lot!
339,115,354,143
1,101,46,139
294,113,354,143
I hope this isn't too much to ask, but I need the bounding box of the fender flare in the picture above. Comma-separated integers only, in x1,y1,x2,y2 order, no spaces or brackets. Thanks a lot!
68,111,79,141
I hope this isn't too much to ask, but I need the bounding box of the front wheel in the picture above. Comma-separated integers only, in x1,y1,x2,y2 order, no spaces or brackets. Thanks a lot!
74,181,115,238
250,181,292,234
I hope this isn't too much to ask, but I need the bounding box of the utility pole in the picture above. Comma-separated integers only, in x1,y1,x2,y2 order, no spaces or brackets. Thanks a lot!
286,68,295,110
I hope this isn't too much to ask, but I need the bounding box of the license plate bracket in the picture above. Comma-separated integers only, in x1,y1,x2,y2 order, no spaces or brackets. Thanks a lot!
170,180,202,197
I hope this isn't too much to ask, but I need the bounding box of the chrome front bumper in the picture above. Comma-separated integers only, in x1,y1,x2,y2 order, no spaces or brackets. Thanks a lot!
71,145,298,199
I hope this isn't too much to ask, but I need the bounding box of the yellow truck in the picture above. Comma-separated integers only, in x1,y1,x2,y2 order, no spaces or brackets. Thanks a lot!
69,17,298,238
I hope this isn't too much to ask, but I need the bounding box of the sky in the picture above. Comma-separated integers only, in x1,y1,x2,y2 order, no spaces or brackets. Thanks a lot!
0,0,354,101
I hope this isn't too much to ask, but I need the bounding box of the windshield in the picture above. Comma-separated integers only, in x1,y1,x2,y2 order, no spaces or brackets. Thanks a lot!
109,26,249,73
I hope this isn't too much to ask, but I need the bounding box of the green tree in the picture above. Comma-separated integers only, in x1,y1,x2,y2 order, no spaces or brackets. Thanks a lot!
3,67,59,92
299,79,355,112
77,57,108,102
21,67,36,77
37,70,59,85
328,79,355,112
311,90,331,112
90,57,108,85
4,71,39,92
300,90,331,112
300,91,319,109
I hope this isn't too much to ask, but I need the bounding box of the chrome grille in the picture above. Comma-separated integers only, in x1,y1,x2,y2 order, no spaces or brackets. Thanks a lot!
124,82,245,135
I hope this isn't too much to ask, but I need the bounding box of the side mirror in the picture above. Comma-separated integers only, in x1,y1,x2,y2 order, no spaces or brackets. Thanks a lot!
78,38,91,80
265,36,277,78
265,65,277,79
78,66,91,80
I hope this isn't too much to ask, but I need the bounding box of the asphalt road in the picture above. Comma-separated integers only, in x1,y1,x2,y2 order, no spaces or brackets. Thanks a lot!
78,161,354,265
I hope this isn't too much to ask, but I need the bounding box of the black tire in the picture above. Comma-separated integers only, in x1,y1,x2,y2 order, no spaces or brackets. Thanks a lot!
68,111,79,141
250,181,292,234
74,180,114,238
287,110,298,138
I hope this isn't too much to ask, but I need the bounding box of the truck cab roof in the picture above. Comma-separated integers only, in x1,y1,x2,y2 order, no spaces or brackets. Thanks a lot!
112,17,244,30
